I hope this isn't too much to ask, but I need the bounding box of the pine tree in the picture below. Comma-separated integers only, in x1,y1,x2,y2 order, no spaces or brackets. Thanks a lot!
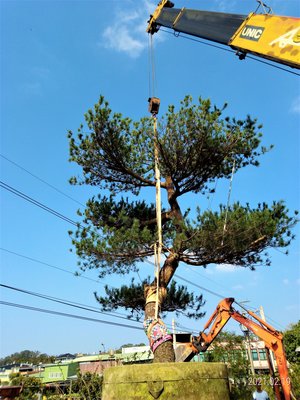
68,95,297,362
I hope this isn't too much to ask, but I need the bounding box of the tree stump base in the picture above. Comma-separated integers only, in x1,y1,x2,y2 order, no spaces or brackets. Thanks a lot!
102,362,230,400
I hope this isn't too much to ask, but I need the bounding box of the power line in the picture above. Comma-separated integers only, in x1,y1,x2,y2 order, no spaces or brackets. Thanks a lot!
0,282,194,333
0,301,144,331
186,266,232,293
0,283,143,326
159,28,300,77
175,274,225,299
1,248,284,332
1,245,285,332
144,258,285,331
0,153,85,207
0,248,99,284
0,181,78,226
1,176,288,331
0,248,190,330
143,257,226,299
0,248,132,319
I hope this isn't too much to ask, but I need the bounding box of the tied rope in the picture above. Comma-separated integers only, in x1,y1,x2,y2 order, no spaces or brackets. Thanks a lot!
221,159,236,246
153,114,162,320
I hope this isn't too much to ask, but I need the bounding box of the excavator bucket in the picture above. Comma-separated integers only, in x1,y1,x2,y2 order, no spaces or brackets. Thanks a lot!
174,342,197,362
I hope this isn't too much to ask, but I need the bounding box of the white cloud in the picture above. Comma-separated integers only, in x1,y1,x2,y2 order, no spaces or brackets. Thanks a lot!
290,96,300,114
101,1,162,58
103,25,145,58
283,278,289,285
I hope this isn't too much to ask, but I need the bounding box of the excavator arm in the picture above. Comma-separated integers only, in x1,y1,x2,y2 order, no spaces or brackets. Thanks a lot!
147,1,300,69
175,297,292,400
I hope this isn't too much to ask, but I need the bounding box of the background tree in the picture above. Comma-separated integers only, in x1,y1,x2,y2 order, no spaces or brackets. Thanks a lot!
71,372,103,400
0,350,55,366
68,95,297,362
201,331,253,400
9,373,42,400
283,321,300,364
283,321,300,398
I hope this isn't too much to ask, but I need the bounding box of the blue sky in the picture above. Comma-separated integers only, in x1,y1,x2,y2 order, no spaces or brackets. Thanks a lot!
0,0,299,358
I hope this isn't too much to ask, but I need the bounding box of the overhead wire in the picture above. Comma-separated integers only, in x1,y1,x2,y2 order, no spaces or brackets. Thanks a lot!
0,249,182,330
185,265,233,293
0,153,85,207
0,138,289,333
0,283,179,332
0,247,99,283
1,172,287,271
143,258,285,331
1,239,285,332
0,301,144,331
0,177,288,331
0,283,143,325
0,248,136,319
0,181,78,227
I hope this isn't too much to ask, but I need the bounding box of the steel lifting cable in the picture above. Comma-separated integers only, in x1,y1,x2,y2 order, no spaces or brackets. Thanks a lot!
148,34,156,99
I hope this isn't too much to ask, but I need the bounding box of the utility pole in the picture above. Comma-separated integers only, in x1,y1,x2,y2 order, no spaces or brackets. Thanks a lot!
240,323,255,376
259,306,276,371
172,318,176,347
259,305,278,398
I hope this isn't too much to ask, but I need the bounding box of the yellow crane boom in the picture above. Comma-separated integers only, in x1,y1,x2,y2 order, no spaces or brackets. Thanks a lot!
147,1,300,69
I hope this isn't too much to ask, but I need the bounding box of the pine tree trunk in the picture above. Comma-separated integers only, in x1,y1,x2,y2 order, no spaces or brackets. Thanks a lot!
144,254,179,363
144,302,175,363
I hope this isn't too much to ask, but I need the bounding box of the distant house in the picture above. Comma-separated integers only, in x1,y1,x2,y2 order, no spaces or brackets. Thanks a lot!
0,364,20,384
28,348,152,385
173,331,278,374
38,361,78,384
55,354,76,363
77,355,120,376
0,363,34,384
78,347,153,376
2,336,279,390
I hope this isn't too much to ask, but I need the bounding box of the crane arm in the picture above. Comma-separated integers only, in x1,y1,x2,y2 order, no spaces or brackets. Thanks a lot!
174,297,291,400
147,1,300,69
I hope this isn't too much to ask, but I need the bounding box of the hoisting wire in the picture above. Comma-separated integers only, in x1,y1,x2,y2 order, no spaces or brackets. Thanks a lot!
221,159,236,246
148,34,157,99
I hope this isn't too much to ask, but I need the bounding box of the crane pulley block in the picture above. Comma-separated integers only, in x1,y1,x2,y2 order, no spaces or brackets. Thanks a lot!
148,97,160,115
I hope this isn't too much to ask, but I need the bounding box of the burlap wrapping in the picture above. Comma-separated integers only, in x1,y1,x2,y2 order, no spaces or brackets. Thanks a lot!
144,285,167,305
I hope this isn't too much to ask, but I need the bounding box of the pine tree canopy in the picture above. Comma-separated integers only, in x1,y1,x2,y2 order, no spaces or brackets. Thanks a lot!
68,95,298,316
94,278,205,321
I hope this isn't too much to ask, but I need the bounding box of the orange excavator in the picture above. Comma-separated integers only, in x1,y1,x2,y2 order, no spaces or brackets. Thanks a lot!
174,298,293,400
147,0,300,70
